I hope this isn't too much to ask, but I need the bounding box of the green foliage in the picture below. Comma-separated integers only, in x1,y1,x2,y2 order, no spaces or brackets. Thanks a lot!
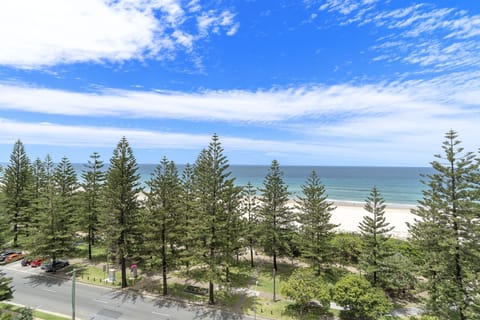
239,182,259,267
295,170,337,273
18,307,33,320
258,160,293,301
0,271,12,301
1,140,32,247
258,160,292,268
409,130,479,319
80,152,105,260
409,316,439,320
359,186,394,286
333,274,392,320
103,137,143,288
177,163,196,270
378,252,417,296
220,180,244,283
145,156,181,295
281,268,331,314
330,232,363,265
192,134,237,304
29,156,77,270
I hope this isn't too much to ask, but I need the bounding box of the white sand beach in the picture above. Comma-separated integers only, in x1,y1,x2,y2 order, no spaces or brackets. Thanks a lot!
330,203,417,239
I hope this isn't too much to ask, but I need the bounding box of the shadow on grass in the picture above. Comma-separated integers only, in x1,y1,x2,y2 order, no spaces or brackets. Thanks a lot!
71,243,108,264
259,262,296,281
239,295,255,314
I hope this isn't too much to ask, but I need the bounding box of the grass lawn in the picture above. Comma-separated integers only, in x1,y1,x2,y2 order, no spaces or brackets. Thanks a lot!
242,298,340,320
71,263,141,288
0,302,69,320
256,262,297,297
72,243,107,263
173,260,254,288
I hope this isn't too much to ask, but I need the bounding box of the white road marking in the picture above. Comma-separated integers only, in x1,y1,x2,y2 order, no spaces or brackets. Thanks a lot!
94,299,109,304
152,311,170,317
41,288,56,293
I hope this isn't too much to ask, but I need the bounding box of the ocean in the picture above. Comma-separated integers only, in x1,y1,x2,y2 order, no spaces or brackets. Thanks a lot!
75,164,433,206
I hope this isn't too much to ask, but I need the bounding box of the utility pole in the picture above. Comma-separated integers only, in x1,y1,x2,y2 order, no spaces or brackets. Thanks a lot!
67,268,77,320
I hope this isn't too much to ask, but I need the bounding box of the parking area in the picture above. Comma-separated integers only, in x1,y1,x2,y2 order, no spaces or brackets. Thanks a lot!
1,260,45,275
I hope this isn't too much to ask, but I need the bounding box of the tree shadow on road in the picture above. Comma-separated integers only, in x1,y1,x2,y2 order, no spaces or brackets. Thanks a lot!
108,287,147,304
192,307,246,319
24,272,70,288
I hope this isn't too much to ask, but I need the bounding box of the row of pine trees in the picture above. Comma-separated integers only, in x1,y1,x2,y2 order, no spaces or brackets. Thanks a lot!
0,134,337,305
0,130,479,319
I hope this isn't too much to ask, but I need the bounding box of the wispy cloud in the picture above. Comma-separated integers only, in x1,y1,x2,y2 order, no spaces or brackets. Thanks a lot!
316,1,480,73
0,75,479,165
0,118,351,159
0,0,238,68
0,76,474,123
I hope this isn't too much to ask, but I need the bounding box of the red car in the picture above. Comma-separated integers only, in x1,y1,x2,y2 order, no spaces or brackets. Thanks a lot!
31,258,43,267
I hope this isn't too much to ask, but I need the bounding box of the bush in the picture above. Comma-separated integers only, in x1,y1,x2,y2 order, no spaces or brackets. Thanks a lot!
330,233,362,265
281,268,330,315
18,307,33,320
333,274,392,319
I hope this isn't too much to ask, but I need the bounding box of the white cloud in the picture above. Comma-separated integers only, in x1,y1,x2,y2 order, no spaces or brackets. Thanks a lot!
0,0,238,68
0,74,477,124
0,73,479,164
316,1,480,73
0,118,352,159
197,10,238,36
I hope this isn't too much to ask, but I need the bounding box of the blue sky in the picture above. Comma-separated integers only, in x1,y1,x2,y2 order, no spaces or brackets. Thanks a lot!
1,0,480,166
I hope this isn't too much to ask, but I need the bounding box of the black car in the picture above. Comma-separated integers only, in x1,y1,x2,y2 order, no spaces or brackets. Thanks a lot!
41,260,69,272
21,257,32,266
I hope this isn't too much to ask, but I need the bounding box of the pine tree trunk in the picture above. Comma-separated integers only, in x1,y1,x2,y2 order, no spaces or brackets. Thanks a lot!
454,222,466,320
250,240,254,267
121,256,127,288
209,225,215,305
88,228,92,260
13,218,18,247
209,280,215,305
162,224,168,296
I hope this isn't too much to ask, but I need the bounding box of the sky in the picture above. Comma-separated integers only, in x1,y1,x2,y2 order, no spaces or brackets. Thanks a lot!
1,0,480,166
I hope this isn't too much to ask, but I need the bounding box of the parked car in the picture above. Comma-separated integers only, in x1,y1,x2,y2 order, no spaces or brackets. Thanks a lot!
31,258,43,268
21,257,32,266
41,260,69,272
4,253,25,263
0,250,21,263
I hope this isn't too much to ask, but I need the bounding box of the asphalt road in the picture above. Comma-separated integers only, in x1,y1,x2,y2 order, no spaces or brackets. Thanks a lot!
1,261,253,320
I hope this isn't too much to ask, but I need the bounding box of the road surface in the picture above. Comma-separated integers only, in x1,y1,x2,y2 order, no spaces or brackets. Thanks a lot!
1,261,253,320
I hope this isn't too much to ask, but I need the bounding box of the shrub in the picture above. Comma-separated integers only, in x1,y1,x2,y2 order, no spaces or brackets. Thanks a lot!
333,274,392,319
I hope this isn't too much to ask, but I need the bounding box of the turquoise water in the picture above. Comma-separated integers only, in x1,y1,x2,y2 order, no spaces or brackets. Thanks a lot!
1,161,431,206
76,164,431,206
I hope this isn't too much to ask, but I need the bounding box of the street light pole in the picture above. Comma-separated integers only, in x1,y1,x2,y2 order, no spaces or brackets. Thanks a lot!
66,268,77,320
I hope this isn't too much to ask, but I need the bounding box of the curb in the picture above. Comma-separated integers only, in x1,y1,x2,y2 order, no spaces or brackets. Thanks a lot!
3,301,74,319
